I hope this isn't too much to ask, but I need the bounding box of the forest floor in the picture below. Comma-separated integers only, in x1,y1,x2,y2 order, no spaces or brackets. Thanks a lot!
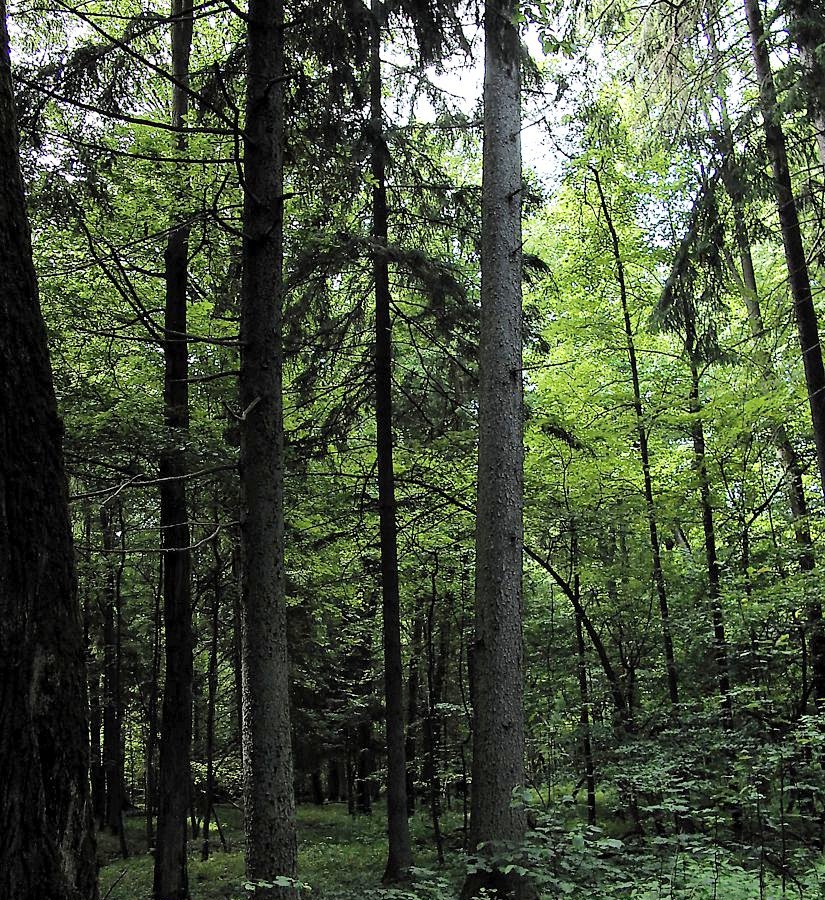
98,802,464,900
98,801,825,899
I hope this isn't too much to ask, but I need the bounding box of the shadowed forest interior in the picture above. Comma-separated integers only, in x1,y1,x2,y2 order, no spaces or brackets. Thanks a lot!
4,0,825,898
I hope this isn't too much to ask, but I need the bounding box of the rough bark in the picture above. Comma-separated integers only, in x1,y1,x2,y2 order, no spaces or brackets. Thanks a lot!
239,0,299,894
153,2,195,896
0,6,98,896
744,0,825,504
369,0,414,881
462,3,531,897
593,169,679,708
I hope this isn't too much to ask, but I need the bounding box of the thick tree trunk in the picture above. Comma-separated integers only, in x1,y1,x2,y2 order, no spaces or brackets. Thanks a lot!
0,7,98,896
463,3,531,897
239,0,298,895
154,2,195,896
744,0,825,504
369,0,413,882
593,170,679,708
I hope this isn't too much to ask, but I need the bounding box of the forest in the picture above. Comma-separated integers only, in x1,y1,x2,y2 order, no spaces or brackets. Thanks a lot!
2,0,825,897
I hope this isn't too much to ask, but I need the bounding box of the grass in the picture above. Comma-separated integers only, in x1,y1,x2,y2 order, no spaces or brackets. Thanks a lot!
98,800,825,899
98,802,464,900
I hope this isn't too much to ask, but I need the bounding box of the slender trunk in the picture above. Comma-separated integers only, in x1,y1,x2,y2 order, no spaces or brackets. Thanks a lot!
368,0,413,881
574,599,596,827
90,672,105,828
101,508,128,857
0,8,98,894
201,530,221,861
424,566,444,865
154,3,195,896
231,545,244,763
463,2,529,896
356,718,374,815
240,0,298,893
715,116,825,707
744,0,825,503
593,169,679,708
686,344,734,726
146,558,163,850
406,610,423,815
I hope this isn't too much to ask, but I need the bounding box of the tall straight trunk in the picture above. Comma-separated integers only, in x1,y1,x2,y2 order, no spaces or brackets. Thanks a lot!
231,545,244,763
154,2,194,896
369,0,413,882
784,0,825,164
463,2,529,897
101,507,128,857
90,671,105,828
573,599,596,826
593,170,679,708
406,610,423,815
570,531,596,825
423,565,445,865
0,6,98,895
356,718,374,815
240,0,298,895
686,338,734,726
146,558,163,849
744,0,825,504
717,130,825,706
201,530,221,861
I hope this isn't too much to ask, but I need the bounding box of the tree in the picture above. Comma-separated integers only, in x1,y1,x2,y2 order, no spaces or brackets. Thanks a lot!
462,1,532,897
0,3,98,897
239,0,299,896
369,0,414,882
154,1,196,896
743,0,825,505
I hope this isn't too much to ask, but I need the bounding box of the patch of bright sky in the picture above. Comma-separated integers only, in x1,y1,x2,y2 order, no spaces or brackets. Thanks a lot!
384,18,609,193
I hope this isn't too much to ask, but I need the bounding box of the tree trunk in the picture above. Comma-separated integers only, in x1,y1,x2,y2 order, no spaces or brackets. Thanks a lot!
0,6,98,895
686,340,734,726
101,507,128,857
154,2,195,896
462,2,531,897
593,169,679,709
239,0,298,894
744,0,825,504
201,531,221,861
356,718,374,815
574,604,596,827
146,558,163,850
714,115,825,708
406,610,423,815
368,0,414,881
